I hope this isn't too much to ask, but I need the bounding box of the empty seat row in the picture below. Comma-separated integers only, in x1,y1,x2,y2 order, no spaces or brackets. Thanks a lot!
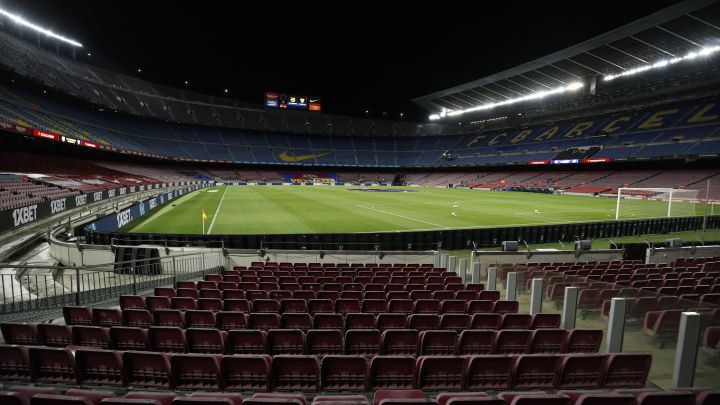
0,344,651,392
61,306,540,329
4,387,717,405
117,295,511,314
196,275,468,287
1,323,602,355
158,287,495,301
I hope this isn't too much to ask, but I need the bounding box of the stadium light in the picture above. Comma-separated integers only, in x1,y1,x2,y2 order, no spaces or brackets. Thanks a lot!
604,45,720,82
0,8,82,47
428,81,583,120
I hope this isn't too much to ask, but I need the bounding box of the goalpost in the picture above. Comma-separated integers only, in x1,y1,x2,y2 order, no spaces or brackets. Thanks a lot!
615,187,702,220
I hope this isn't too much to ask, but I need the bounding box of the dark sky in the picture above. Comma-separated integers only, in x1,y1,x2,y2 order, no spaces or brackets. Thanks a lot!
0,0,683,121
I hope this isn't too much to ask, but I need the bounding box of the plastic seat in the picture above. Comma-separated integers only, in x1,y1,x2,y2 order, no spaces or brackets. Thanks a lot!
249,393,306,405
335,299,362,315
457,330,494,355
124,391,176,405
414,299,440,314
636,392,694,405
92,308,123,327
470,313,501,329
185,393,244,405
120,296,145,310
226,330,266,354
122,309,153,328
529,329,568,354
224,299,251,312
109,326,149,351
416,356,465,391
308,299,334,315
556,354,607,389
64,306,94,325
220,354,272,391
146,296,172,311
72,325,111,349
506,394,571,405
171,354,222,391
464,355,513,390
281,313,313,331
28,347,76,384
440,300,467,314
440,314,470,332
604,354,652,388
187,328,227,354
500,314,532,329
419,330,456,355
345,313,376,330
494,330,531,354
267,329,306,355
123,351,173,389
479,290,501,301
493,300,519,314
313,313,344,330
512,354,561,389
29,394,93,405
216,311,247,331
148,326,186,353
320,355,368,392
253,299,281,313
376,313,408,331
269,355,319,392
362,299,388,314
75,348,125,387
223,290,246,300
0,344,31,382
531,313,562,329
198,298,224,312
574,394,638,405
388,299,414,314
1,323,41,346
345,329,381,357
566,329,603,353
153,309,185,328
373,390,427,405
1,387,59,404
407,314,440,331
247,313,281,331
280,299,308,313
381,329,418,356
369,356,416,390
306,329,343,357
171,297,197,310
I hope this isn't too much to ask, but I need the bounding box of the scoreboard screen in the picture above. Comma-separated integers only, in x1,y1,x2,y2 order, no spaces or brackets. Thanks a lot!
266,92,321,112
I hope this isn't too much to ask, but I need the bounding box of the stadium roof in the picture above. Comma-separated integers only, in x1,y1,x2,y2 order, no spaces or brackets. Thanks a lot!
413,0,720,117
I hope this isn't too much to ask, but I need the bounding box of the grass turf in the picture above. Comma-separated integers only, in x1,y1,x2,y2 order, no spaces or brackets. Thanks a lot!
123,185,713,235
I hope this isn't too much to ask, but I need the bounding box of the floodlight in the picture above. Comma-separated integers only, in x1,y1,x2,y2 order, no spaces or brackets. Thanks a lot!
0,8,82,47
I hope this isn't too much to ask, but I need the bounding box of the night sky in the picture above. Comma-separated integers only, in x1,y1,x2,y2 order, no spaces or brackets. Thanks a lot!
0,0,683,121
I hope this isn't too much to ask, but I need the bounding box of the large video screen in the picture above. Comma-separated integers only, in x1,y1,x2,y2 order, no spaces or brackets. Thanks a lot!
266,92,321,112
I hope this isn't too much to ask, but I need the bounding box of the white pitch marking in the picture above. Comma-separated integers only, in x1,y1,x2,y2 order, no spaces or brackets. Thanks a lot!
207,187,228,234
355,204,449,228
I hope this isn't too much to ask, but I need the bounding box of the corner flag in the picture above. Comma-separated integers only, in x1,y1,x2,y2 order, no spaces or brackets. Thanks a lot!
202,209,207,235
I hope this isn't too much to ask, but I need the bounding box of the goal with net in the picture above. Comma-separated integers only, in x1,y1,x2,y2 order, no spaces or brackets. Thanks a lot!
615,187,702,220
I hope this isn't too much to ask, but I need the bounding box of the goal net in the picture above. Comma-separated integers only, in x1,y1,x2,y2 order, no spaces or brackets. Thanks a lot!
615,187,702,220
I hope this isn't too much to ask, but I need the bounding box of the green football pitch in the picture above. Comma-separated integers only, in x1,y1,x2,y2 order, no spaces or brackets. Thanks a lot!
122,186,711,235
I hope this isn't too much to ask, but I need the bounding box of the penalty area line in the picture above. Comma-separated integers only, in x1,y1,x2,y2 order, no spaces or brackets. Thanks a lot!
207,187,228,234
355,204,449,229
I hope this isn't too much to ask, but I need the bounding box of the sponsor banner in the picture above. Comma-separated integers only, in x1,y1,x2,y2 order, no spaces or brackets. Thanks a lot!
583,157,611,163
527,160,549,165
0,120,33,136
82,140,98,148
0,182,198,233
33,129,60,141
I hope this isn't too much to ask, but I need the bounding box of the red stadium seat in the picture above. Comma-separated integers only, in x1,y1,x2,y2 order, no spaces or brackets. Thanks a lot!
345,329,381,357
267,329,305,355
220,354,272,391
75,348,125,387
226,330,267,354
149,326,186,353
171,354,222,391
123,351,172,389
269,355,319,392
416,356,465,391
0,344,31,382
320,355,368,392
369,356,416,390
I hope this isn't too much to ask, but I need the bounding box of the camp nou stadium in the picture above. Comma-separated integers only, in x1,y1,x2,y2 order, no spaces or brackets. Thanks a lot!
0,0,719,403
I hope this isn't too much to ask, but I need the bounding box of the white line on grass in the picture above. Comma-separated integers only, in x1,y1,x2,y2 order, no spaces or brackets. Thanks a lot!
207,186,228,234
355,204,449,229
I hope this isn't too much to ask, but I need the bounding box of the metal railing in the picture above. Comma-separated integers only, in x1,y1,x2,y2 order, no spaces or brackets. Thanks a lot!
0,250,224,322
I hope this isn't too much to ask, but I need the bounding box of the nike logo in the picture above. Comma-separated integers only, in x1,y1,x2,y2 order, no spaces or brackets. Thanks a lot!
279,151,332,162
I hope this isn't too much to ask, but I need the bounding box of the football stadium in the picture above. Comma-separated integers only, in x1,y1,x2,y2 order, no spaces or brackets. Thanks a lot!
1,1,720,404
